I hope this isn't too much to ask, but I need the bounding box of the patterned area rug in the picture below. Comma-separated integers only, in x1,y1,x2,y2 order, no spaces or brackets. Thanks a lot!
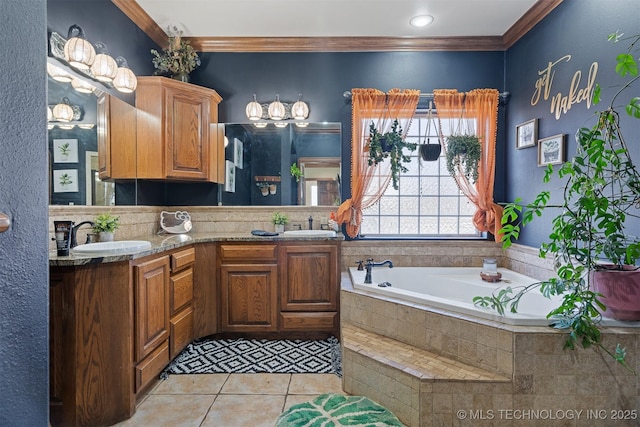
162,337,341,377
276,393,405,426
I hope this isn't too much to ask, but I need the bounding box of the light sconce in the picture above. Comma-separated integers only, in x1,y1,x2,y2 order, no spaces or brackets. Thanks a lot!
254,122,268,128
291,94,310,120
63,24,95,70
58,124,76,130
90,42,118,83
112,57,137,93
47,62,72,83
295,122,309,128
268,94,286,120
245,94,310,121
245,94,263,121
52,97,75,122
71,77,95,94
274,122,288,128
224,136,229,148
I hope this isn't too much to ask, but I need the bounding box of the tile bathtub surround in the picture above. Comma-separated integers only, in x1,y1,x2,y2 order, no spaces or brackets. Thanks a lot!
113,373,345,427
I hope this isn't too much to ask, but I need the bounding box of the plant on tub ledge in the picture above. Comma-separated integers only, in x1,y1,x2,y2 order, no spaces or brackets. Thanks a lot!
474,31,640,373
367,119,417,190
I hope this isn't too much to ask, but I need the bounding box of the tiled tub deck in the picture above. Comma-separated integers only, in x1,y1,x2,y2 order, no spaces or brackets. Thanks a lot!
340,243,640,427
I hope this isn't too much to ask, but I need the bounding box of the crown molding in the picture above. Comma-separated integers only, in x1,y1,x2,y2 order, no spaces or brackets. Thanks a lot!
113,0,563,53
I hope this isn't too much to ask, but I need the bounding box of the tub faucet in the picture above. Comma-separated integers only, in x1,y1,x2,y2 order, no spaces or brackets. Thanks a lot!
364,258,394,284
70,221,95,248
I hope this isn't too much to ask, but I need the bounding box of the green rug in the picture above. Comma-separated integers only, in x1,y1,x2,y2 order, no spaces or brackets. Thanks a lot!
276,393,405,427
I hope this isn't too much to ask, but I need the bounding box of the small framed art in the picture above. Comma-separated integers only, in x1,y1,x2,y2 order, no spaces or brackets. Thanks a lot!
233,138,243,169
537,134,565,167
516,119,537,149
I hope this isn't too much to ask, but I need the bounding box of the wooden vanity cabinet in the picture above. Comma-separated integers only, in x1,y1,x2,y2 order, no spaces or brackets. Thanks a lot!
169,247,195,359
279,242,340,334
219,243,279,332
96,93,137,180
135,76,224,182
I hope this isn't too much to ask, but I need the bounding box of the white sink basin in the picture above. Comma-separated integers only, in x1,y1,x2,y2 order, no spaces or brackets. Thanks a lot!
282,230,337,238
72,240,152,255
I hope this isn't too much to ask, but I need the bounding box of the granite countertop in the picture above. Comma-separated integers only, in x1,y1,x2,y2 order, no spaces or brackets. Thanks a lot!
49,231,344,266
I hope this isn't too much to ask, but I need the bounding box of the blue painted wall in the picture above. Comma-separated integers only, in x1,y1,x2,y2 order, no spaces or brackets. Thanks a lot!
504,0,640,248
0,1,49,426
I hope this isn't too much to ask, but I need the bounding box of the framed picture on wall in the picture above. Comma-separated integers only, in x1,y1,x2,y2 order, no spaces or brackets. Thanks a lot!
537,134,565,167
53,138,79,163
516,119,537,149
233,138,243,169
224,160,236,192
52,169,78,192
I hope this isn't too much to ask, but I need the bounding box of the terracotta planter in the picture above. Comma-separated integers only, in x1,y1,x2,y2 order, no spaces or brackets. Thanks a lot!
591,266,640,321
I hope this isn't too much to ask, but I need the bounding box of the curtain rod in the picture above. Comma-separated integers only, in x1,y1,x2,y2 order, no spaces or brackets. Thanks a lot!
342,90,510,102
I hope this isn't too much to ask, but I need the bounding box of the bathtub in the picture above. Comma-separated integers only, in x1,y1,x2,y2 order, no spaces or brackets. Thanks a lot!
348,266,637,327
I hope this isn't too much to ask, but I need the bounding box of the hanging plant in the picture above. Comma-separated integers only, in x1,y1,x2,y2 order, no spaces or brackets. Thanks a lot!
445,134,482,183
419,104,441,161
367,119,417,190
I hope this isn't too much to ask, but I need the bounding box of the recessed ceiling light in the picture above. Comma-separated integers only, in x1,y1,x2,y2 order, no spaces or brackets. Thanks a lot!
410,15,434,28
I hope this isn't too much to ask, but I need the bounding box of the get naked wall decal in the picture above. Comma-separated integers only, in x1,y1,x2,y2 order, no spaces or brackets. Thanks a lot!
530,54,598,119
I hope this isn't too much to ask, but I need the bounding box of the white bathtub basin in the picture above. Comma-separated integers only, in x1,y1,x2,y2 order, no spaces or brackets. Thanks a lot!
72,240,152,255
282,230,337,237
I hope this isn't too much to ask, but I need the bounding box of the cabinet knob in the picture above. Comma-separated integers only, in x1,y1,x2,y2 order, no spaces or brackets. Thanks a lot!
0,212,10,233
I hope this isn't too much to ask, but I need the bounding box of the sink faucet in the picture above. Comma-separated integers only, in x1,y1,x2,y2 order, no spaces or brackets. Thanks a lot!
308,215,313,230
70,221,95,248
364,258,394,284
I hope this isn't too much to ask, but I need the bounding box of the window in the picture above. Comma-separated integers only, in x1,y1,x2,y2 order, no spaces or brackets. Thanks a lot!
360,112,483,238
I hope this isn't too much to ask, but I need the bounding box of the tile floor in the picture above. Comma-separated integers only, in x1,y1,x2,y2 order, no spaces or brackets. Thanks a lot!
113,373,345,427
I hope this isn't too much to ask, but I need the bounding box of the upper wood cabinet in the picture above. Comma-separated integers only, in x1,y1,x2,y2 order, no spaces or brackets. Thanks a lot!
135,77,223,182
97,93,137,180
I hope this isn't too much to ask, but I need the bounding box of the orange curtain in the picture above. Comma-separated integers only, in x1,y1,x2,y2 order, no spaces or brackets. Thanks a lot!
433,88,504,239
337,88,420,238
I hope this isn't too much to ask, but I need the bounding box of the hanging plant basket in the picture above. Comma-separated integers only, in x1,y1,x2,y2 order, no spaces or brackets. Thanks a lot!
445,134,482,183
368,119,417,190
419,140,442,161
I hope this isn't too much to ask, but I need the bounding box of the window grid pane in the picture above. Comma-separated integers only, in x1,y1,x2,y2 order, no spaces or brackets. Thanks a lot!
361,113,483,238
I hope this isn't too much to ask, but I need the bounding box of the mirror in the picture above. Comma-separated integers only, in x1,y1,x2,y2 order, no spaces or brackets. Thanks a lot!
47,58,136,206
221,122,341,206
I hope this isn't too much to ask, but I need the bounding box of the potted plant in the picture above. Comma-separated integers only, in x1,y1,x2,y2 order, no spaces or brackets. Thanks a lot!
475,31,640,372
93,213,120,242
150,25,201,82
367,119,417,190
445,134,482,183
272,212,289,233
290,163,303,182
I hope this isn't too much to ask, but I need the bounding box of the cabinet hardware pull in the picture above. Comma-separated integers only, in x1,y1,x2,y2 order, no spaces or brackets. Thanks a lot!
0,212,9,233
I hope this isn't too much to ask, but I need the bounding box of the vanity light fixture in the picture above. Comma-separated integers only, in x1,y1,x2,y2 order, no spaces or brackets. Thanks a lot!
47,106,53,122
52,97,74,122
112,57,137,93
254,122,268,128
63,24,95,70
245,94,263,121
224,136,229,148
77,124,95,130
291,94,310,120
295,122,309,128
268,94,286,120
410,14,434,28
47,62,72,83
274,122,288,128
71,77,95,94
90,42,118,83
58,124,76,130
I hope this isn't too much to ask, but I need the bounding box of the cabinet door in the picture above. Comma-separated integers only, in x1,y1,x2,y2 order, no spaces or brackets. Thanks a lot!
134,256,170,361
164,87,211,180
96,94,136,180
220,263,278,332
280,245,338,311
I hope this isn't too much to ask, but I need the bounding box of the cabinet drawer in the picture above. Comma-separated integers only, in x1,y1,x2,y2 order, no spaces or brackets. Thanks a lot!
170,307,194,358
171,247,195,272
135,340,169,393
220,244,277,261
170,268,193,315
280,312,337,331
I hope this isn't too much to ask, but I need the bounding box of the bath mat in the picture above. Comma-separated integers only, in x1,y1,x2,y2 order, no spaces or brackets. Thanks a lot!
161,337,341,377
276,393,405,426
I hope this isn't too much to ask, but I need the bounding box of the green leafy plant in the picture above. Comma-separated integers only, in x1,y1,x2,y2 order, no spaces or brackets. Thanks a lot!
367,119,417,190
290,163,303,182
475,31,640,373
151,25,201,77
445,134,482,183
93,213,120,233
271,212,289,225
59,142,71,156
58,173,73,186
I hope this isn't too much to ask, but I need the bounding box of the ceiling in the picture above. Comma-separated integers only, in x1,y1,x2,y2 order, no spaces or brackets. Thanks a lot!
114,0,563,51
